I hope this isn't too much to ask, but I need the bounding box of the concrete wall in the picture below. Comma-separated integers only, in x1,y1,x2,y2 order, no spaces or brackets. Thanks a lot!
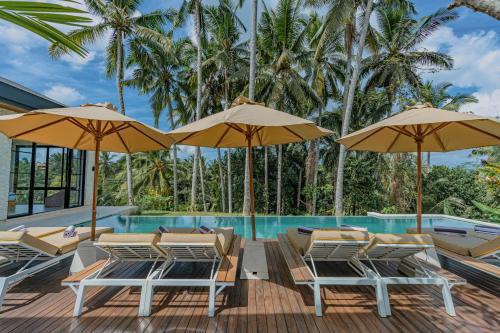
0,108,15,220
84,151,95,206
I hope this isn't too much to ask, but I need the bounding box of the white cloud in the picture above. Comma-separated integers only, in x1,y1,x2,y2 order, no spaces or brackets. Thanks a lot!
0,22,45,54
420,27,500,117
463,89,500,118
43,84,85,105
60,51,96,69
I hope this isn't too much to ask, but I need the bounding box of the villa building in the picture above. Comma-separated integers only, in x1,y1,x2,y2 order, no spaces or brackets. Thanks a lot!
0,77,94,220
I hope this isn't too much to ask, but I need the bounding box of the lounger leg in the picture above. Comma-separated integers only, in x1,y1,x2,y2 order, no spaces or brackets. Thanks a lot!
375,281,390,317
139,282,153,317
73,285,87,317
441,282,456,317
0,278,8,308
314,281,322,317
208,282,216,317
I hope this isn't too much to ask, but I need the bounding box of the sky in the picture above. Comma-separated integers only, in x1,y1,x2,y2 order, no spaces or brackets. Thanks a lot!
0,0,498,166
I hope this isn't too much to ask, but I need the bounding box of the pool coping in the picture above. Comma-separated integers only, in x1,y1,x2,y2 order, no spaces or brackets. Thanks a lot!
367,212,499,228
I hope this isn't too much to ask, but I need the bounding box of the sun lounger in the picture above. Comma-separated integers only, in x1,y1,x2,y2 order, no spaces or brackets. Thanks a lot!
360,233,465,317
0,226,112,308
278,228,389,317
63,233,170,316
141,227,241,317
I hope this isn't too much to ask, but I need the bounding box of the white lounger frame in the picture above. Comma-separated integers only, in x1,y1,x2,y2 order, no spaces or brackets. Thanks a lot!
66,242,170,317
299,239,390,317
0,242,75,308
139,242,227,317
360,243,463,317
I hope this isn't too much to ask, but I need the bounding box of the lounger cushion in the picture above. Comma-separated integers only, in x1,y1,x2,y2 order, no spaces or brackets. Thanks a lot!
41,227,113,254
168,228,197,234
432,234,486,256
469,230,498,241
159,233,224,256
406,227,488,256
0,231,59,256
213,228,234,255
286,228,311,255
97,233,160,246
305,230,370,255
470,236,500,258
26,227,66,238
373,233,434,245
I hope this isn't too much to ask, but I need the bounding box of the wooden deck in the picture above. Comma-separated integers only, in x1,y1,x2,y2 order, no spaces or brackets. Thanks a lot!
0,240,499,333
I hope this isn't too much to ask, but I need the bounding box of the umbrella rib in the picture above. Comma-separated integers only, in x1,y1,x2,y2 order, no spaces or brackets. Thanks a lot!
73,129,88,149
387,126,415,138
215,125,232,147
457,121,500,140
67,118,92,134
423,122,450,137
256,128,263,146
386,132,401,152
283,126,304,141
346,127,385,149
110,123,131,153
128,123,170,149
12,117,68,138
175,131,199,144
226,123,245,134
104,123,130,136
433,131,446,151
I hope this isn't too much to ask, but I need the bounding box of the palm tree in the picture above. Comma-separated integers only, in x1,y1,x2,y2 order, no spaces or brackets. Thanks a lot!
364,6,458,105
332,0,375,216
1,0,89,56
204,0,247,212
125,36,191,210
173,0,205,212
256,0,321,215
49,0,169,206
303,13,344,214
409,81,478,165
132,151,171,196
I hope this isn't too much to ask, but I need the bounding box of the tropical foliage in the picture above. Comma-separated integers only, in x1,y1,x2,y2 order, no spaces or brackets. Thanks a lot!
48,0,498,222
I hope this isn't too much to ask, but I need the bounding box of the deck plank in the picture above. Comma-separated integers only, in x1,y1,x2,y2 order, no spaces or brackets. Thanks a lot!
1,239,499,333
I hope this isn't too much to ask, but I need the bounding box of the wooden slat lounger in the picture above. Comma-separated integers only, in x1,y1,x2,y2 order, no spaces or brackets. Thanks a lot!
278,230,388,317
360,233,466,317
0,226,112,308
141,230,241,317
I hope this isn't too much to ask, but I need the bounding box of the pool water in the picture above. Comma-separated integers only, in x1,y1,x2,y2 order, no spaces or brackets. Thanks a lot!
91,215,476,239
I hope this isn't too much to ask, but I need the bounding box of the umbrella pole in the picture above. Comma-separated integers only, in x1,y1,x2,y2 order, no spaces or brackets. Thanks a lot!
91,133,102,241
247,136,256,241
417,140,422,233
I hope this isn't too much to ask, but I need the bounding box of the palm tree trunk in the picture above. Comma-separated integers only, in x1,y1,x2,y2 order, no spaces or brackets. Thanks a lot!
191,0,203,211
296,167,302,210
166,93,178,211
115,30,133,206
217,148,226,212
427,151,431,166
199,153,208,212
276,144,282,215
305,140,317,213
312,108,323,216
264,146,268,214
243,0,258,217
334,0,374,216
227,148,232,213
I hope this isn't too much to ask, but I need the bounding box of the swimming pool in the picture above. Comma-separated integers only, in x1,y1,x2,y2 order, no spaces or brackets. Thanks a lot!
91,215,477,239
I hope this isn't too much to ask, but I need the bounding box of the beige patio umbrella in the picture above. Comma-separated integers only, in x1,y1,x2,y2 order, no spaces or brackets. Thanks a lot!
168,96,333,240
337,103,500,232
0,103,174,240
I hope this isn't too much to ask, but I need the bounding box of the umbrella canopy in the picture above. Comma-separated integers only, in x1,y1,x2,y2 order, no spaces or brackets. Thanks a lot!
169,96,332,147
0,103,171,153
337,103,500,232
169,96,333,240
0,103,174,240
337,104,500,152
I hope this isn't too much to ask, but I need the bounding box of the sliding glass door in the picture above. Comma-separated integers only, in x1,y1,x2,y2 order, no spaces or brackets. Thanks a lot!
8,141,86,218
